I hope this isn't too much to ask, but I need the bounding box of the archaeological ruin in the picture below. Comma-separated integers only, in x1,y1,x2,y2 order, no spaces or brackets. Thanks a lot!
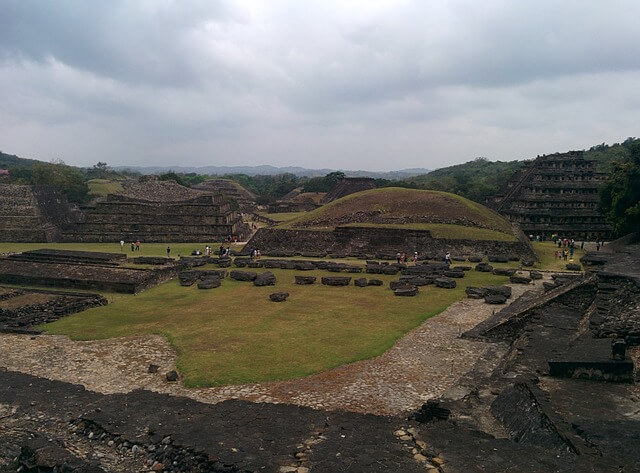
193,178,257,211
61,179,249,243
489,151,612,240
320,177,377,204
0,249,181,294
246,188,538,261
0,184,73,242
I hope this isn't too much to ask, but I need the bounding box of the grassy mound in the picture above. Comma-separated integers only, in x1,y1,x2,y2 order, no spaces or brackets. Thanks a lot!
280,188,516,240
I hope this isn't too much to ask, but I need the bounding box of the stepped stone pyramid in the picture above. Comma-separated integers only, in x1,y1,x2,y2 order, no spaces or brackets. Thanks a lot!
0,184,71,242
63,179,249,243
488,151,611,240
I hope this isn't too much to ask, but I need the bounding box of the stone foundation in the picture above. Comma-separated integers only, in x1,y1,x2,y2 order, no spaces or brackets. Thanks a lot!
244,225,537,260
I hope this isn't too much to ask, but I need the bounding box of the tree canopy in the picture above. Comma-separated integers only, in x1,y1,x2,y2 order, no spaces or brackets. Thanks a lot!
599,140,640,237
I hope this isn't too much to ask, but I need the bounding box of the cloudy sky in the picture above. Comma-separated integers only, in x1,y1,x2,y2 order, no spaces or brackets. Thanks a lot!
1,1,639,171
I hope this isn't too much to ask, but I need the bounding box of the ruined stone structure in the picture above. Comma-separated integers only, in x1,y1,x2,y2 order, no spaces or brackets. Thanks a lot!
267,188,324,213
193,178,257,211
63,192,247,243
320,177,377,204
489,151,611,240
0,249,181,293
0,184,73,242
245,226,537,260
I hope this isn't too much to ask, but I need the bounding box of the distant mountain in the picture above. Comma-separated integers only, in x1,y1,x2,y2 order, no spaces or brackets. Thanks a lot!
112,164,431,179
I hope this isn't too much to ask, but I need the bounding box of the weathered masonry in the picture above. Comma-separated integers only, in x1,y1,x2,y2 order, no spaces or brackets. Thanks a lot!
193,179,257,212
489,151,611,240
0,184,72,242
63,193,247,243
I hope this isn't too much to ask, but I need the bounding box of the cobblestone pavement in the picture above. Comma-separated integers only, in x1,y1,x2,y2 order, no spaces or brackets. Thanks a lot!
0,280,546,416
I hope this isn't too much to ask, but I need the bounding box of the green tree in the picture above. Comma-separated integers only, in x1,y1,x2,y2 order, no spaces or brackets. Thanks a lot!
599,141,640,236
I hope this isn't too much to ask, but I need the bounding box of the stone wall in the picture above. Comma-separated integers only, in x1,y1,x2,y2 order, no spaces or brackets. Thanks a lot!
0,288,107,332
0,185,72,242
320,178,377,204
63,194,247,243
244,225,537,260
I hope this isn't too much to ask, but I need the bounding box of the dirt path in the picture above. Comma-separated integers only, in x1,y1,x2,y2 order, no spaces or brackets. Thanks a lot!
0,280,545,416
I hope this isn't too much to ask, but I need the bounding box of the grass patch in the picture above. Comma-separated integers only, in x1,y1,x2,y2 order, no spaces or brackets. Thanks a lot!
532,242,585,271
259,212,308,222
0,242,238,258
87,179,124,197
41,267,509,387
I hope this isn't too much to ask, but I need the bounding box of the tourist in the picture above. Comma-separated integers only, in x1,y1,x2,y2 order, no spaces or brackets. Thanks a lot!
219,245,225,257
413,252,418,264
400,252,406,263
135,240,141,251
233,236,238,244
396,252,401,264
569,246,574,258
256,249,261,260
445,252,451,265
166,246,171,257
554,250,559,260
131,242,135,252
596,240,601,252
119,240,124,251
562,249,568,260
581,241,585,250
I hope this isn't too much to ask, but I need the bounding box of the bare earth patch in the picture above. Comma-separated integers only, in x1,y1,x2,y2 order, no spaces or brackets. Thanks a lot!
0,280,545,416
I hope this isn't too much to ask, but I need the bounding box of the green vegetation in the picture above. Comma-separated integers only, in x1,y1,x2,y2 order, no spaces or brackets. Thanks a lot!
302,171,346,192
87,179,124,197
42,268,509,387
0,242,238,258
280,187,516,238
532,241,586,271
585,137,640,172
599,139,640,237
406,157,523,204
260,212,308,222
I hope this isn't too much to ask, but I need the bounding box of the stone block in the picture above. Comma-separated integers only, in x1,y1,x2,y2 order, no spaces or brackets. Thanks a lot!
484,294,507,304
197,278,221,289
321,276,351,286
435,277,456,289
529,270,543,280
367,279,383,286
254,272,276,286
493,268,516,276
566,263,582,271
475,262,493,272
394,286,418,296
295,276,316,285
510,275,532,284
353,277,367,287
269,292,289,302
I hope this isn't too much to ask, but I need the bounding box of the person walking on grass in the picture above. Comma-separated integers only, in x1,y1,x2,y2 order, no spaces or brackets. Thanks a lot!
120,240,124,251
166,246,171,258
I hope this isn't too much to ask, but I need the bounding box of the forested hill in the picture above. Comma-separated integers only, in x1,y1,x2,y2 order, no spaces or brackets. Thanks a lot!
0,151,42,169
403,158,523,203
403,137,639,204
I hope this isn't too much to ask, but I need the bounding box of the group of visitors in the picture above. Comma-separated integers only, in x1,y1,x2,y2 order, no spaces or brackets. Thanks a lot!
119,239,141,252
249,248,261,260
396,251,420,264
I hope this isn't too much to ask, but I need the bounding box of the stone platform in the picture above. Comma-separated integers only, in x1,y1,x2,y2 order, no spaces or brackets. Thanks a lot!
0,250,179,294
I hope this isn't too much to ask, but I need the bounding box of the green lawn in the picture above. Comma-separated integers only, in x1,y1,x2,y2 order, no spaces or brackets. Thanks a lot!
41,267,509,387
0,242,238,258
531,241,585,271
259,211,308,222
87,178,124,197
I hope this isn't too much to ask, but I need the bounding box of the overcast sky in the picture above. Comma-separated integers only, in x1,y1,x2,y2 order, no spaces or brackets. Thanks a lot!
1,1,639,171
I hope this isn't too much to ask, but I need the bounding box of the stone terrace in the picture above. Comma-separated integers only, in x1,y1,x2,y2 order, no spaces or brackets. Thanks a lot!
0,249,179,294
